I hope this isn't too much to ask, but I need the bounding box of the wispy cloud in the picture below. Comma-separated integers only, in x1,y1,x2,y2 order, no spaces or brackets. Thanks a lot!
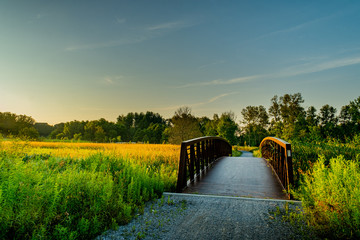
205,92,238,105
178,55,360,88
147,21,188,31
156,92,238,111
177,75,260,88
256,14,337,40
101,75,123,85
65,19,194,51
65,37,148,51
277,56,360,78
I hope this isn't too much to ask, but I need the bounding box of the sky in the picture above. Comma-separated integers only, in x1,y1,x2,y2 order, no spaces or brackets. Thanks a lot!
1,0,360,125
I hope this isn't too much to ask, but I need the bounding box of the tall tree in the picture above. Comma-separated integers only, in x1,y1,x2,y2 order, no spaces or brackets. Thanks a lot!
241,106,269,145
117,111,166,142
34,123,54,137
319,104,338,139
279,93,304,125
168,106,202,144
217,111,239,145
268,93,305,140
348,96,360,127
269,95,281,123
306,106,318,127
0,112,39,139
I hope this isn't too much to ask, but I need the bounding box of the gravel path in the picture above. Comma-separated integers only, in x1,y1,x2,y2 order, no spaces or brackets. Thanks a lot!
96,193,312,240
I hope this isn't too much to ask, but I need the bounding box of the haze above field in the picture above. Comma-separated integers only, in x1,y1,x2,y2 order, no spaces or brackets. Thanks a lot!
1,0,360,124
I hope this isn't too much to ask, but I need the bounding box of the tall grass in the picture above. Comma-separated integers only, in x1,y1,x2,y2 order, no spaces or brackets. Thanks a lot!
0,140,180,239
291,139,360,188
294,155,360,239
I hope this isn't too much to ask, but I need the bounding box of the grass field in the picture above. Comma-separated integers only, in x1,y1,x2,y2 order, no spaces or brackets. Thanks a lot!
0,140,180,239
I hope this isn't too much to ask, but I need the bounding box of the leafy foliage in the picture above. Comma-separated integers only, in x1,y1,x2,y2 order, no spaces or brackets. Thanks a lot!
0,112,39,140
295,155,360,239
0,141,180,239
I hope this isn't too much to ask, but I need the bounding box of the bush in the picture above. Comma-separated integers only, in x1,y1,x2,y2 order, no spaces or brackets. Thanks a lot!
290,140,360,188
295,155,360,239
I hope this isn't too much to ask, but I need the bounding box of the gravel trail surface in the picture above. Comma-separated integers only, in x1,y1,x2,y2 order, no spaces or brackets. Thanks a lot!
96,193,310,240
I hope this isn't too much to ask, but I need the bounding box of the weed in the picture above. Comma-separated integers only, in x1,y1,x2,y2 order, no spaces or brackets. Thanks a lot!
167,196,174,205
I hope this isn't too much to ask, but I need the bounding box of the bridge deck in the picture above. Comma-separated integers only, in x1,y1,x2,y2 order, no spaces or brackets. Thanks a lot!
183,152,288,199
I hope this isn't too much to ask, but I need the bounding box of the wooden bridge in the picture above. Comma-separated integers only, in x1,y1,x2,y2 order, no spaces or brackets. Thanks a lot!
176,136,294,200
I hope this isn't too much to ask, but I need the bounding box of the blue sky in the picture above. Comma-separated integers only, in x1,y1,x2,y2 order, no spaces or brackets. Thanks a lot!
1,0,360,124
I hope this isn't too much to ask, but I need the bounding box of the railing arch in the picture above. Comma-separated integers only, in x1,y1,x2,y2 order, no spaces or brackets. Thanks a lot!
176,136,232,192
259,137,294,199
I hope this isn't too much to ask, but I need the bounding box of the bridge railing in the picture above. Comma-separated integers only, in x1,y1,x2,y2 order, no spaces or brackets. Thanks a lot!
259,137,294,199
176,136,232,192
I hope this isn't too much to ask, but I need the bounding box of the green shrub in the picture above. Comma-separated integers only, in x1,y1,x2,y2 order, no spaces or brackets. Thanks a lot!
295,155,360,239
290,140,360,188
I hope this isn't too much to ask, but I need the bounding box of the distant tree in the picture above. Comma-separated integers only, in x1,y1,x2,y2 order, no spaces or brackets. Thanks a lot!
204,114,220,136
168,106,202,144
198,116,211,135
19,126,39,140
0,112,18,136
306,106,319,127
339,105,351,125
63,121,85,139
241,106,269,145
49,123,65,139
117,111,166,142
0,112,39,139
318,104,338,138
337,96,360,139
293,112,308,139
95,126,106,142
319,104,337,127
34,123,54,137
348,96,360,127
268,93,305,140
217,111,239,145
269,95,281,123
268,96,282,137
84,121,97,141
279,93,305,125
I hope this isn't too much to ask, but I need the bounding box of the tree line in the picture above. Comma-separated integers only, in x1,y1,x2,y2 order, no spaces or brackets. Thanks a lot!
241,93,360,145
1,93,359,145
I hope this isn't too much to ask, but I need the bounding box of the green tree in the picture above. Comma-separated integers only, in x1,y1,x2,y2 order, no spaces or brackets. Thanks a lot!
268,93,305,140
319,104,338,138
241,106,269,145
63,121,85,139
117,111,166,142
168,106,202,144
49,123,65,139
348,96,360,128
306,106,319,127
216,112,239,145
95,126,106,142
18,126,39,140
34,123,54,137
0,112,39,139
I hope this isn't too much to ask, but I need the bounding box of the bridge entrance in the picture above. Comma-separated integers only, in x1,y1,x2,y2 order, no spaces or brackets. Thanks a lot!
183,153,288,199
176,136,294,200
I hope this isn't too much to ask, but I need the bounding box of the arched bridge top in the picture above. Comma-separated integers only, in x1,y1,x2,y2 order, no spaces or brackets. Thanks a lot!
260,136,290,150
181,136,231,148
